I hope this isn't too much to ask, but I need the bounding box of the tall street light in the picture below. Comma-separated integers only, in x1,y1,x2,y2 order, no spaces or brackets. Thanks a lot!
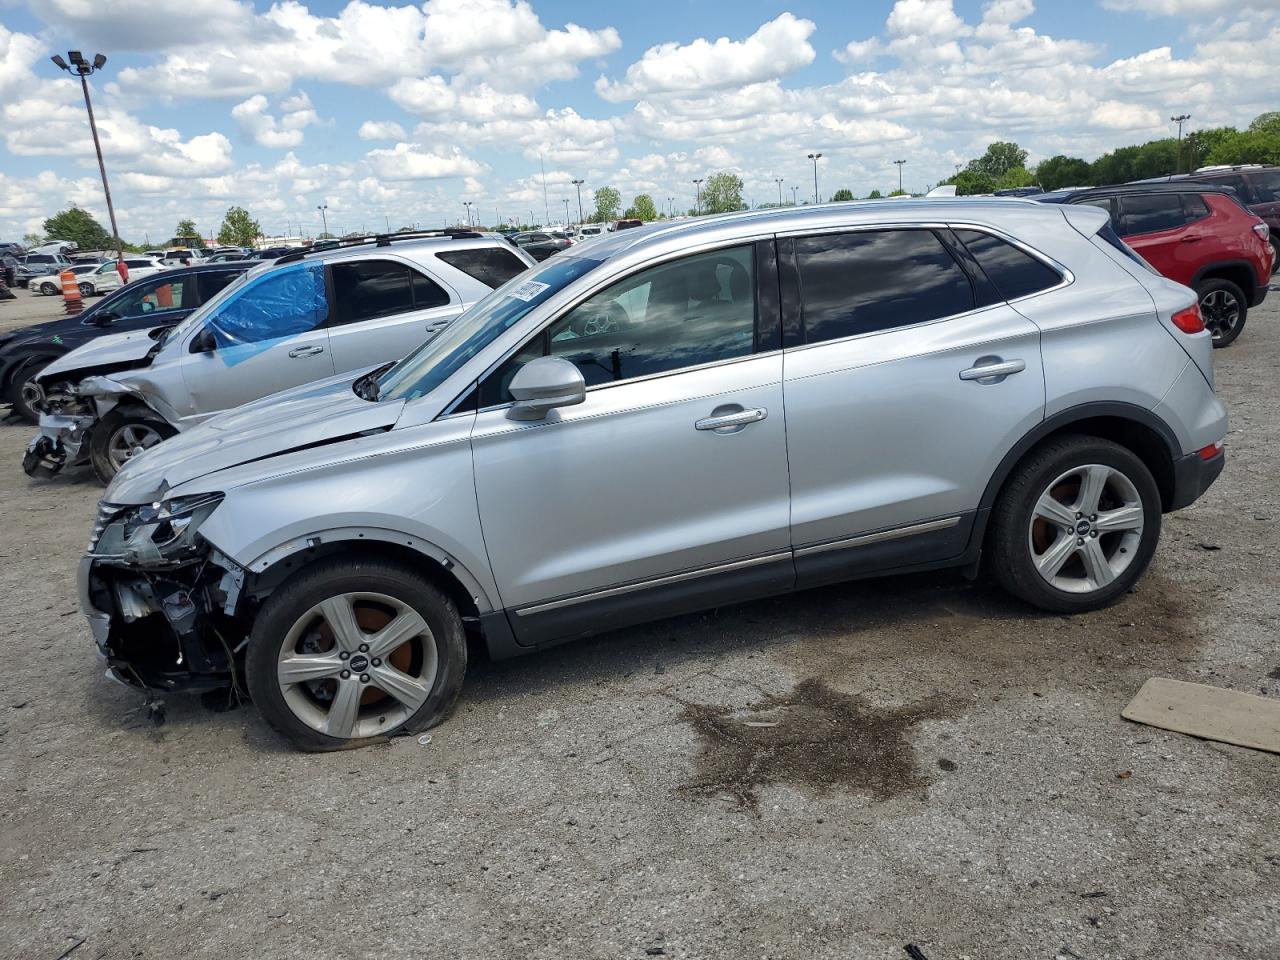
692,178,704,215
462,201,473,228
51,51,122,261
894,159,907,194
1171,114,1191,173
807,152,822,203
317,203,329,236
667,196,674,218
775,177,784,207
791,185,799,206
571,178,585,224
563,198,570,225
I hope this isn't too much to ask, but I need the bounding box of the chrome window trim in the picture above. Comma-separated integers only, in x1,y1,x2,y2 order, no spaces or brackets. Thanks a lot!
794,516,961,558
515,550,791,617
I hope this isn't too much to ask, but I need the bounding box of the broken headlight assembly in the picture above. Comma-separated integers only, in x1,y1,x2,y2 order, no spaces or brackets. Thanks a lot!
94,493,224,566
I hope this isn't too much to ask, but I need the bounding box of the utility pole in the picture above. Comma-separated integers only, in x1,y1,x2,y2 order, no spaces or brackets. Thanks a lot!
51,52,122,260
776,177,784,207
1171,114,1191,173
540,154,550,226
571,179,585,224
317,204,329,236
463,201,473,228
807,153,822,203
894,159,907,194
563,198,570,226
692,178,704,215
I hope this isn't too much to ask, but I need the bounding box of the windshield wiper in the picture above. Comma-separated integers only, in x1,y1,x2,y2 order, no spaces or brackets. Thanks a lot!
353,361,394,402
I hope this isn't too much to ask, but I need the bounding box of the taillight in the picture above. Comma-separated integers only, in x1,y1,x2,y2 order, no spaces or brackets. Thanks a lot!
1253,222,1270,242
1198,441,1223,461
1171,303,1205,334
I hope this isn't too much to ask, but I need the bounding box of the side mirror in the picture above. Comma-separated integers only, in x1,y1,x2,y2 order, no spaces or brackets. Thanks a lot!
507,357,585,421
190,328,217,354
90,310,118,326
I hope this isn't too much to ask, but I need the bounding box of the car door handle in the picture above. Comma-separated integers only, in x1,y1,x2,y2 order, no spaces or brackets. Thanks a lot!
959,357,1025,383
1180,234,1203,243
695,406,767,432
287,344,325,358
425,319,452,332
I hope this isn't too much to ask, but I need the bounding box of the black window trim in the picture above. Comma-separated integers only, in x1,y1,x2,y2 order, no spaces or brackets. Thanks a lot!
322,256,456,329
449,235,780,417
946,225,1068,306
775,222,1071,352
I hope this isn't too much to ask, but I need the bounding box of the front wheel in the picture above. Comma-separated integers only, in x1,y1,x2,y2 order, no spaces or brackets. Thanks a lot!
88,409,176,483
5,355,56,423
78,282,93,297
245,559,467,751
1195,278,1247,348
989,435,1162,613
38,281,58,296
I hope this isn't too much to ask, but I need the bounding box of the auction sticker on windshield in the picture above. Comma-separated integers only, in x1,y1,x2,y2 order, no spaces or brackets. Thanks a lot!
509,279,550,302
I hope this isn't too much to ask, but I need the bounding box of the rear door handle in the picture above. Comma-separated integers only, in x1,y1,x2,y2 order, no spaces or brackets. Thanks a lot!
695,406,767,432
288,344,325,358
959,357,1025,383
1180,234,1203,243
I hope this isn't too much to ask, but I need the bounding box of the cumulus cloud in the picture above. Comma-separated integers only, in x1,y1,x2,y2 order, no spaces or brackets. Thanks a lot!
364,143,485,180
232,92,320,148
358,120,408,141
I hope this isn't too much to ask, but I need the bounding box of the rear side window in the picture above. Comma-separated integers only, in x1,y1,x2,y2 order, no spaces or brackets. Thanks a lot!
200,270,242,301
125,259,152,268
410,271,450,309
955,230,1062,301
1119,194,1188,235
793,229,973,343
1182,194,1210,221
1210,175,1251,201
331,260,414,325
435,247,528,288
1248,170,1280,203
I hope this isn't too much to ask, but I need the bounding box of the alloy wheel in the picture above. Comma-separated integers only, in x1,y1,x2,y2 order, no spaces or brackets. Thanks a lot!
1027,463,1145,594
276,592,438,739
1199,289,1240,343
106,422,164,469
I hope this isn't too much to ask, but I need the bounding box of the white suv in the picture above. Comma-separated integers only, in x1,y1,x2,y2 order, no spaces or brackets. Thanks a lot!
25,232,535,482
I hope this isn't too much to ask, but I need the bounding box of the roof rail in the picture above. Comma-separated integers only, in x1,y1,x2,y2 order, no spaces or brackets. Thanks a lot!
271,229,486,265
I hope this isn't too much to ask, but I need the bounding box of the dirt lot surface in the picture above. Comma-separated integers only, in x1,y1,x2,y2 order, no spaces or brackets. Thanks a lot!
1,285,1278,960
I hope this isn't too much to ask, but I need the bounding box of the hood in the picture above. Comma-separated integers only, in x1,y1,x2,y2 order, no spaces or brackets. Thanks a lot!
36,326,162,382
105,368,405,503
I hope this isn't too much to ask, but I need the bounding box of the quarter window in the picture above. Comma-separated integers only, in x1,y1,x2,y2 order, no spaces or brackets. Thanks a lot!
1182,193,1210,221
1119,194,1187,235
479,244,756,405
794,229,973,343
435,247,528,288
955,230,1062,301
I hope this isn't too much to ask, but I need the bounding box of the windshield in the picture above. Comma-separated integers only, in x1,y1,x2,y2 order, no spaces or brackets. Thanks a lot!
377,255,602,403
157,268,253,347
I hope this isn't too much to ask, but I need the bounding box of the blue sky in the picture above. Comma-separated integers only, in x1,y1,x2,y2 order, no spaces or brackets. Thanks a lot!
1,0,1274,242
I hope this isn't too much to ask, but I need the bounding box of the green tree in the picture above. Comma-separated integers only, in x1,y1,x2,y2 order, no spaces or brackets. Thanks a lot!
830,188,855,201
995,166,1036,191
973,141,1028,179
22,232,43,248
628,194,657,221
945,169,995,195
43,207,111,250
216,206,262,246
888,189,907,197
702,172,744,214
867,189,882,199
1035,155,1092,191
592,186,621,223
175,218,198,240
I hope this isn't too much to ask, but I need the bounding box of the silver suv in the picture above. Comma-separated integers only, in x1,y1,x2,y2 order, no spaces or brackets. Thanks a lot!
80,201,1226,750
25,232,535,482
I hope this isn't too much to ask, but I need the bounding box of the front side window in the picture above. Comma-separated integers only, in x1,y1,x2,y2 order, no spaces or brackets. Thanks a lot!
479,245,757,405
794,229,973,344
436,247,528,288
101,276,192,320
203,262,327,348
955,230,1062,301
1119,194,1187,235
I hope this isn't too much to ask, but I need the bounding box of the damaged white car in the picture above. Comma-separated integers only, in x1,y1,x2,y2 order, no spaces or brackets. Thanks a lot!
24,232,535,482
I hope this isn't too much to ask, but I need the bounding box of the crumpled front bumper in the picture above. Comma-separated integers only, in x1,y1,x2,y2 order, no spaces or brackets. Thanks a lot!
24,413,94,477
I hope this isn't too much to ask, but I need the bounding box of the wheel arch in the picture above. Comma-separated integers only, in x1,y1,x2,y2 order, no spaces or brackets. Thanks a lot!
1191,260,1258,298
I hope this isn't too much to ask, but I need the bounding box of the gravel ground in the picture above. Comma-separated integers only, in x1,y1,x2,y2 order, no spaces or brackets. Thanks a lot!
0,284,1277,960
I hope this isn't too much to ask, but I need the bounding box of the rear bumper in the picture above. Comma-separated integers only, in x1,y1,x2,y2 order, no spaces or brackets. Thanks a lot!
1249,282,1269,308
1168,448,1225,511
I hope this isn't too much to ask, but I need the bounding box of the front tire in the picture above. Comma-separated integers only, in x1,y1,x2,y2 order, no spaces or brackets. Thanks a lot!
88,408,176,483
1195,278,1246,348
245,559,467,751
989,435,1162,613
5,355,56,423
38,281,58,296
78,282,93,297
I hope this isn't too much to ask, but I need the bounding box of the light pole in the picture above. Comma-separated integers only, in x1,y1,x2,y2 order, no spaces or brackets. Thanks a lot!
791,185,799,206
893,159,907,194
317,204,329,236
1171,114,1191,173
563,198,570,226
692,178,704,215
807,152,822,203
50,52,122,261
775,177,784,207
571,179,585,224
667,196,674,218
463,201,473,228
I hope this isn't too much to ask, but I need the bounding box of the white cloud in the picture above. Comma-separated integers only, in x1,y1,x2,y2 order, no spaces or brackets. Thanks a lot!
364,143,485,181
887,0,972,39
596,13,816,102
232,92,320,148
358,120,408,141
388,77,539,121
1102,0,1280,14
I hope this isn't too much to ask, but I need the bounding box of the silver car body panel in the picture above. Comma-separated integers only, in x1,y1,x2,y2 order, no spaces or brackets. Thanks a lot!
90,199,1227,667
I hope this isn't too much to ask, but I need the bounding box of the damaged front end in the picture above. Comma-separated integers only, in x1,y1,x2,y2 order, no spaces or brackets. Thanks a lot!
79,493,251,694
24,375,143,478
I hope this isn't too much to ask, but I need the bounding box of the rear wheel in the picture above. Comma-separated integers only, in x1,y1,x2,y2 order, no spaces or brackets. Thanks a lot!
5,355,56,423
78,282,93,297
37,281,58,296
245,559,467,751
1195,278,1246,348
989,435,1162,613
88,408,175,483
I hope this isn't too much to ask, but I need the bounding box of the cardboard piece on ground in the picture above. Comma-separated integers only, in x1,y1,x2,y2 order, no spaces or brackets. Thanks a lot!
1122,677,1280,754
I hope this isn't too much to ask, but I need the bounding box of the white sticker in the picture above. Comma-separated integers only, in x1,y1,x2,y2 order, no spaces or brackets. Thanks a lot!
509,279,550,302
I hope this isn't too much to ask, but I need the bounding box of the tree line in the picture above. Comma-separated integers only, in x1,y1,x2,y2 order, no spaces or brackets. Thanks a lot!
27,206,264,252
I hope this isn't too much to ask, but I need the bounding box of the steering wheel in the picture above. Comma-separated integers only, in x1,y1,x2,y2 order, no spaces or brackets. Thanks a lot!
570,301,628,338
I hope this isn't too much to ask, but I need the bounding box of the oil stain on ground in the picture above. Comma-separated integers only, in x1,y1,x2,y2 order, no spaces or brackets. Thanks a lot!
680,678,956,810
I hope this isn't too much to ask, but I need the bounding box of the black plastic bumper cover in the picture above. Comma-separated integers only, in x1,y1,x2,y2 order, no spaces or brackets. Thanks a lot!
1169,448,1225,511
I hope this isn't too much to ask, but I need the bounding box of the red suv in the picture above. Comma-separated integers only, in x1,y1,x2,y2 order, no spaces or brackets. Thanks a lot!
1040,182,1273,346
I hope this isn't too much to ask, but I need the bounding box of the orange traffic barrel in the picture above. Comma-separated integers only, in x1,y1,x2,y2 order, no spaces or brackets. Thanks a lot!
61,269,82,316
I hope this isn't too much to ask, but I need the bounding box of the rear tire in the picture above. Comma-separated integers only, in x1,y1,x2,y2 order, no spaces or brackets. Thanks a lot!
88,408,176,483
245,558,467,751
38,281,57,296
78,282,93,297
989,435,1162,614
5,355,56,423
1195,277,1246,348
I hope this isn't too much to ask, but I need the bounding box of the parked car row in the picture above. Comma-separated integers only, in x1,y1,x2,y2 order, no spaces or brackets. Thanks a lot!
13,200,1230,751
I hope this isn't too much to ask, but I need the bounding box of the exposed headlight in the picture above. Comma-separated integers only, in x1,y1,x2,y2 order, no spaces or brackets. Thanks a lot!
93,493,224,565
